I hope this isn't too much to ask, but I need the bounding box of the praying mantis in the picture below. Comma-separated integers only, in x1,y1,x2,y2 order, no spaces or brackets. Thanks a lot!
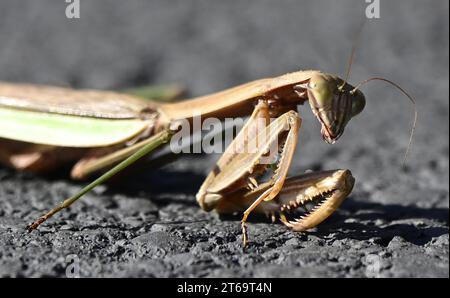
0,62,416,247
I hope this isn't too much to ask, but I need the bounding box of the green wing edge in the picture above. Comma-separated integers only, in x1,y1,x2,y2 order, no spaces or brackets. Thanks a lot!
0,107,152,147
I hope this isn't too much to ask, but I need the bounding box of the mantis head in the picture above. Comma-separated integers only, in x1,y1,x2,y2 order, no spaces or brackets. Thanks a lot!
295,73,365,144
295,72,416,164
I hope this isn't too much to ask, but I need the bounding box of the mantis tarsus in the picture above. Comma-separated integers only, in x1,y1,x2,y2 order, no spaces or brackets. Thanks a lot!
0,66,416,247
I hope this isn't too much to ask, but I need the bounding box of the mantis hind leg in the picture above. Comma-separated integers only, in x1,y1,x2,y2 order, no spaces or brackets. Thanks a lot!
0,138,85,173
27,127,176,232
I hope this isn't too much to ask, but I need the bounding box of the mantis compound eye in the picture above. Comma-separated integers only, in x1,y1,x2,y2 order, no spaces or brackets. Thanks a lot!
307,75,334,109
350,89,366,117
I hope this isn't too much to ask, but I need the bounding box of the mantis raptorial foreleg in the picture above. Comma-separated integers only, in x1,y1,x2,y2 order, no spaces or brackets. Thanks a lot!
239,111,300,246
196,100,272,211
196,101,301,247
276,169,354,231
213,169,354,231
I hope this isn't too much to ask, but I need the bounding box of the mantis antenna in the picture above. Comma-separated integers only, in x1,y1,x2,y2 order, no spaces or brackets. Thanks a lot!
339,19,367,91
350,77,418,166
339,19,417,166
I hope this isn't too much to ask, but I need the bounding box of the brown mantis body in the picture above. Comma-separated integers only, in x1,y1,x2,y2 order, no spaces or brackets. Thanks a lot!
0,68,414,246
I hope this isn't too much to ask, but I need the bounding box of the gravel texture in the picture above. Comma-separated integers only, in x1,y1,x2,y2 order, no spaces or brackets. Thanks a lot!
0,0,448,277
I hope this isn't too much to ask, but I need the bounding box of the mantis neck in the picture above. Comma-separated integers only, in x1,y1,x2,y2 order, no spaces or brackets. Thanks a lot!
158,78,273,121
157,72,312,122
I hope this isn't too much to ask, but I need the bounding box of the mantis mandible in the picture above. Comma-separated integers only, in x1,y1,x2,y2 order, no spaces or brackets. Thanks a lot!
0,61,416,246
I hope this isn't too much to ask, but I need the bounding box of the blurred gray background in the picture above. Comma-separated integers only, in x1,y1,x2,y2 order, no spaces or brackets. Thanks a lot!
0,0,448,277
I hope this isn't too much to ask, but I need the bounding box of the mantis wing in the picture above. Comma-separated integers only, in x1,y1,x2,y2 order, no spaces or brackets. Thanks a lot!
0,82,159,147
0,107,153,147
0,81,157,118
